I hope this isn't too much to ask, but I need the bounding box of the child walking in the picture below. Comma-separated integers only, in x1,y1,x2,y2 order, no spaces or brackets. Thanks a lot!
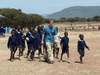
19,32,26,56
60,32,71,63
26,30,39,61
53,27,61,59
78,34,90,64
7,31,18,62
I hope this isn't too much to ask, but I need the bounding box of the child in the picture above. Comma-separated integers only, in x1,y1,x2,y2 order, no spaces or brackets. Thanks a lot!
53,27,61,59
26,30,39,60
78,34,90,64
26,27,32,58
15,26,22,59
36,26,42,58
60,32,71,63
7,31,18,62
40,25,45,55
19,32,26,57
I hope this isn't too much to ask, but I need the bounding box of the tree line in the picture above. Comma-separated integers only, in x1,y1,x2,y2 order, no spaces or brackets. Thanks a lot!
45,16,100,23
0,8,45,28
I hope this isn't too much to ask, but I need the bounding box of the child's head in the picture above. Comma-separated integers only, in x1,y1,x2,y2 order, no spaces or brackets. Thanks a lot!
11,31,15,36
17,26,20,31
37,26,41,31
79,34,84,40
41,25,44,30
56,27,58,32
64,32,68,37
32,30,36,36
29,27,32,32
22,31,24,35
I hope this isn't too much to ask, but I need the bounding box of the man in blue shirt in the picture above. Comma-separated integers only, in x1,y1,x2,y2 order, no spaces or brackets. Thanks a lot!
41,19,58,64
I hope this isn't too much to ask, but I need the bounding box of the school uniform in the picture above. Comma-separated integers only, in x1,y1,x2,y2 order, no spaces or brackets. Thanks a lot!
35,30,41,50
19,35,26,48
26,31,32,49
15,30,22,46
78,40,89,55
54,33,61,48
28,35,38,51
7,36,18,51
60,37,69,53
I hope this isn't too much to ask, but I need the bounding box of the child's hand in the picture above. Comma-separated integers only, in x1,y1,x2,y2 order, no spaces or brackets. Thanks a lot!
61,46,63,49
38,46,40,49
88,48,90,50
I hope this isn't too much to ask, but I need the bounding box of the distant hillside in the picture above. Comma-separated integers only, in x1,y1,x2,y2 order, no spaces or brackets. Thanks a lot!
42,6,100,20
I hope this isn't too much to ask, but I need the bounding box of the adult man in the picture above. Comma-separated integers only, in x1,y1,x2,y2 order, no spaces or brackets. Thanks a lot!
41,20,58,64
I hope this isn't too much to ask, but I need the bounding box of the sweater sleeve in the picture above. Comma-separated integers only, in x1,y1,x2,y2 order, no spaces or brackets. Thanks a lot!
84,40,89,49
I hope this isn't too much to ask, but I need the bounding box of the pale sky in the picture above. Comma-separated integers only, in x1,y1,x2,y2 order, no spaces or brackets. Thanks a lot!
0,0,100,15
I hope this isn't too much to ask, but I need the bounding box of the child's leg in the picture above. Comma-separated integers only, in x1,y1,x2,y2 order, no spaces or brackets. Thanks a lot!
13,47,17,58
19,47,21,59
10,51,14,61
26,49,31,57
56,48,59,58
67,52,69,58
80,55,84,62
22,48,25,56
53,48,55,57
31,51,35,60
60,52,63,61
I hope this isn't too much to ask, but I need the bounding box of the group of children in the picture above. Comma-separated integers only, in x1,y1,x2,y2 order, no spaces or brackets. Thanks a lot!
0,26,5,37
7,25,90,64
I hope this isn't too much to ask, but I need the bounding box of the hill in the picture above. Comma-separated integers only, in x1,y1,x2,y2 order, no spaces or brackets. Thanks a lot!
42,6,100,20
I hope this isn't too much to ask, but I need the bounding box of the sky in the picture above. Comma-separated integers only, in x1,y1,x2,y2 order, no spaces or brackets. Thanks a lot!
0,0,100,15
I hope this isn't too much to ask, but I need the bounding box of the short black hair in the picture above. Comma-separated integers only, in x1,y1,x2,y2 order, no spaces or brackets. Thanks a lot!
64,31,68,34
79,34,84,38
11,31,15,34
56,27,58,30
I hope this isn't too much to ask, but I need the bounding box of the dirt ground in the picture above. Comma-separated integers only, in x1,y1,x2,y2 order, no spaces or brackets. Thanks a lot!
0,23,100,75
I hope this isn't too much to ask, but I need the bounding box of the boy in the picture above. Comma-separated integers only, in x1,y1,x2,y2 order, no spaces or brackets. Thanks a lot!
60,32,71,63
7,31,18,62
26,27,32,58
78,34,90,64
15,26,22,59
26,30,39,60
40,25,45,55
19,32,26,56
53,27,61,59
35,26,42,58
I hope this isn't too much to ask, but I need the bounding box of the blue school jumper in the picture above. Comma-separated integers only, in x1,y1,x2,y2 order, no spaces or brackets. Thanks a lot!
35,30,41,48
60,37,69,53
8,36,18,51
43,26,58,43
78,40,89,55
28,35,38,51
15,30,22,46
20,35,26,48
26,32,32,49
